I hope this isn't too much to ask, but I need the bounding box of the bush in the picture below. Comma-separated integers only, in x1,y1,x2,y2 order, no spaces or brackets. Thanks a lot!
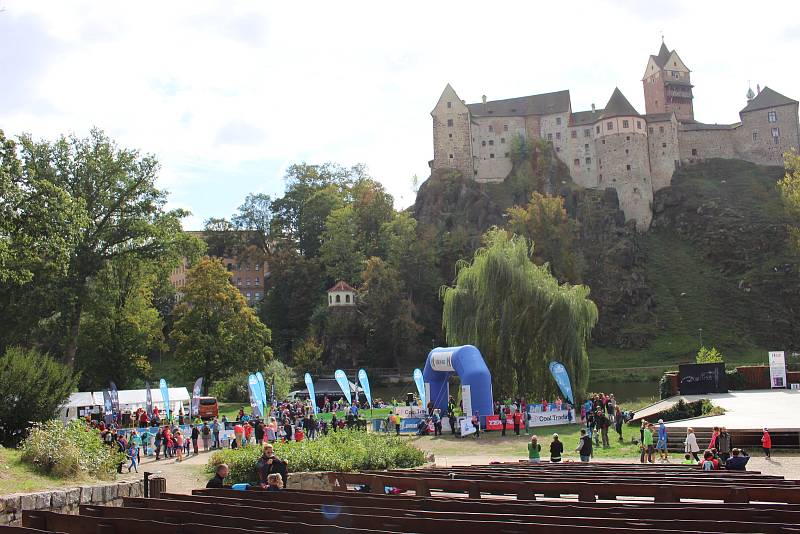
20,420,123,479
696,346,723,363
207,430,426,484
656,399,726,422
0,346,79,446
726,368,746,390
659,375,672,399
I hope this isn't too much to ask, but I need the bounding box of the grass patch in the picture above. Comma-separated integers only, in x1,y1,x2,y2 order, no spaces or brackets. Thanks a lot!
0,447,94,495
208,430,425,484
217,403,392,422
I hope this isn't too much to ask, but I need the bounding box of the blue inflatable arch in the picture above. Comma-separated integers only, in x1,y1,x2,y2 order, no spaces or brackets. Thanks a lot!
423,345,493,424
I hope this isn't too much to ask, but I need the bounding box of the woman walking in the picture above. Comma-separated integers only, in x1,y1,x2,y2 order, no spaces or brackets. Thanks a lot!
684,427,700,462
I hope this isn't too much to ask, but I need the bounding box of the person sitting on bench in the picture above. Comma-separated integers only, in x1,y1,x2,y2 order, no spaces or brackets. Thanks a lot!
725,448,750,471
206,463,229,488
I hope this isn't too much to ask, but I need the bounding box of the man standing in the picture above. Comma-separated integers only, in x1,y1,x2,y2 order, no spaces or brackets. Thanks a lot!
640,423,655,463
513,409,522,436
656,419,668,461
432,409,442,436
717,427,731,463
500,408,507,437
257,444,289,488
211,418,220,449
576,429,593,462
190,424,200,455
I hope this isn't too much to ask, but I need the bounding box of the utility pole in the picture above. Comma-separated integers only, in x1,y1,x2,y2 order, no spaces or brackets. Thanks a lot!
698,328,703,348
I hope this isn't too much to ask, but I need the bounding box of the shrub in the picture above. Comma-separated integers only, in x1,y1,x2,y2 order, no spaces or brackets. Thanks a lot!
696,346,723,363
726,368,746,390
0,346,79,446
207,430,426,484
656,399,726,422
20,420,123,479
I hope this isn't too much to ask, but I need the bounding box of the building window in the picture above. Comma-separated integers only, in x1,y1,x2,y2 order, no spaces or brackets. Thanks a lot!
489,153,495,158
255,292,261,300
504,124,509,131
488,140,494,146
547,133,553,141
481,140,486,146
626,164,631,170
556,117,562,125
607,121,613,131
255,264,260,271
449,154,453,159
584,143,589,150
246,279,250,287
768,111,777,123
447,101,452,108
752,131,758,142
500,137,506,144
655,100,659,107
336,294,341,303
488,125,493,132
659,126,665,134
602,139,606,144
662,142,667,148
571,130,577,139
556,147,560,152
691,148,697,156
574,158,580,166
625,149,629,154
596,126,600,134
246,292,251,300
623,120,629,128
626,136,630,141
555,132,561,140
447,119,453,127
584,129,590,137
236,278,241,286
585,157,591,164
504,152,509,158
255,277,260,286
772,127,780,143
649,127,654,134
448,133,452,138
637,121,642,129
345,294,350,303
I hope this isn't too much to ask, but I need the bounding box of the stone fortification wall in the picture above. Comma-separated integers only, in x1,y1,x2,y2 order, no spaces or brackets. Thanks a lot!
679,128,738,163
472,116,524,182
432,95,473,180
737,103,800,166
0,480,143,526
647,116,680,192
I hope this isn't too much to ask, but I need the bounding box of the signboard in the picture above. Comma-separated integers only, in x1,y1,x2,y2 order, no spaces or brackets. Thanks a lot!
393,406,427,418
527,409,571,428
461,384,472,418
678,363,727,395
431,351,455,371
459,416,476,437
769,351,788,389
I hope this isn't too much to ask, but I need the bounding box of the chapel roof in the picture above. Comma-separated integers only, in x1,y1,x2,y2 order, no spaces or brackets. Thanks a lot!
327,281,356,293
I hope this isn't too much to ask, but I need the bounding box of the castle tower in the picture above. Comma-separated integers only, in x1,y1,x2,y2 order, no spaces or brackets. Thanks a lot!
594,88,653,230
642,41,694,121
431,84,473,179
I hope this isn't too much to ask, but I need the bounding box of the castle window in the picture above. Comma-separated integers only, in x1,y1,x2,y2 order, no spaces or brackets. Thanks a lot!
752,131,758,142
255,292,261,300
555,132,561,140
556,147,561,152
637,121,642,129
556,117,562,125
659,126,665,134
571,130,577,139
448,133,452,139
488,140,494,146
626,164,631,171
504,124,509,131
606,121,613,131
596,126,600,134
447,101,452,108
547,133,553,141
649,127,654,134
585,157,591,164
447,119,453,127
655,100,659,107
488,125,493,132
584,143,589,150
768,111,778,123
449,154,453,159
489,153,495,158
504,152,509,158
500,137,506,144
691,148,698,156
625,149,629,154
772,127,780,143
574,158,580,166
662,142,667,148
599,174,603,182
623,120,629,128
584,129,591,137
481,140,486,146
626,136,630,141
602,139,606,144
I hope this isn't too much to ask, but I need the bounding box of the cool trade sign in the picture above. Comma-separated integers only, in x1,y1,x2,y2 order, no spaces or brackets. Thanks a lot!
527,409,571,428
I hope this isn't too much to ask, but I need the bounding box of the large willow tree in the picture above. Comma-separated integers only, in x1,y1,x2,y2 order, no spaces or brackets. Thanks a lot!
441,228,598,400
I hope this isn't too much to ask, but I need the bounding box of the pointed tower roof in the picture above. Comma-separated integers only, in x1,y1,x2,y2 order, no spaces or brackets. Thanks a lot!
654,42,671,67
600,88,640,119
740,86,798,113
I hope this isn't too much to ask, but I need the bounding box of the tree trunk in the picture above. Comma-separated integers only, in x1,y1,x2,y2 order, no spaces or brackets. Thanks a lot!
64,283,87,368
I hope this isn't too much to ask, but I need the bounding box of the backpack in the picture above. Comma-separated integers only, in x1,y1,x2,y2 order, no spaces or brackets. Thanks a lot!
702,460,714,471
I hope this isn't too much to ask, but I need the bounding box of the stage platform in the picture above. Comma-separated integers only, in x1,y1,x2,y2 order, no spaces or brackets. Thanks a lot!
633,389,800,431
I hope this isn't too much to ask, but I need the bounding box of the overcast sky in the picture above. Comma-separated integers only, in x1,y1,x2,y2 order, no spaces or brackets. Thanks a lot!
2,1,799,229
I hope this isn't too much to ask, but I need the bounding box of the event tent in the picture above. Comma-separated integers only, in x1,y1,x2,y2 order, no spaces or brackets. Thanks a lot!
59,387,191,421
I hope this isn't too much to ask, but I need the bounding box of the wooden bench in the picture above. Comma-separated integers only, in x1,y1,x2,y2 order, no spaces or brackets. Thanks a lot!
21,511,254,534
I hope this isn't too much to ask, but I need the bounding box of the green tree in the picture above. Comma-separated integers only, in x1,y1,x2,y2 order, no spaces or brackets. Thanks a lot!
0,346,79,446
359,257,423,366
172,258,273,393
76,257,163,389
17,129,188,367
351,178,395,258
696,346,724,363
298,185,345,257
232,193,273,258
778,150,800,252
319,206,365,284
441,229,598,399
507,192,583,283
203,217,239,258
292,337,324,375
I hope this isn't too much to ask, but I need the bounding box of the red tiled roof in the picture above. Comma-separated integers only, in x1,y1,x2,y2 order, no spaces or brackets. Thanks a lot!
327,281,355,293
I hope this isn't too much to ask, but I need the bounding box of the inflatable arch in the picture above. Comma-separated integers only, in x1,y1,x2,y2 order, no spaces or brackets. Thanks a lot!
423,345,493,424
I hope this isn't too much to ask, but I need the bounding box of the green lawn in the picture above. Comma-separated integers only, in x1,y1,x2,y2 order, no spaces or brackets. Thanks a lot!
0,447,95,495
410,422,645,463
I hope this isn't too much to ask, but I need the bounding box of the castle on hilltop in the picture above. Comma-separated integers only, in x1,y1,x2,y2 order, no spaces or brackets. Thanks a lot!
431,42,800,229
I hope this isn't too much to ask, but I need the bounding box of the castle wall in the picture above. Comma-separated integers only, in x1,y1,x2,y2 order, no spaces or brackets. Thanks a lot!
647,116,680,192
596,116,653,230
539,112,570,158
643,70,666,115
736,103,800,166
432,94,473,179
678,128,738,163
471,116,525,182
564,122,599,188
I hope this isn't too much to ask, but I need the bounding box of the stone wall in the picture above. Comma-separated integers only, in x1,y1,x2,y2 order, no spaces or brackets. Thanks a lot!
286,471,336,492
678,128,738,163
0,480,143,527
471,116,524,182
737,102,800,165
432,86,473,180
647,115,680,192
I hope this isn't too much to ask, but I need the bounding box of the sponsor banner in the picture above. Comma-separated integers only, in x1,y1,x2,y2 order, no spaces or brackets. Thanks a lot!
334,369,352,405
304,373,318,414
109,381,120,414
255,372,266,413
358,369,372,407
393,406,427,418
145,381,153,418
548,361,574,405
462,384,472,418
527,409,571,428
459,416,476,436
769,351,788,389
413,368,426,408
431,351,455,372
400,418,422,432
247,374,262,418
191,377,203,417
159,378,171,421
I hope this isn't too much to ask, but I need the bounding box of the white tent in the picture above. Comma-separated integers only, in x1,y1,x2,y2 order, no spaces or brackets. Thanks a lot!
59,387,191,421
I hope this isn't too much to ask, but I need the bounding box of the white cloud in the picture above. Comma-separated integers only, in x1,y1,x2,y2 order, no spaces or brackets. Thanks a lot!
2,0,799,229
